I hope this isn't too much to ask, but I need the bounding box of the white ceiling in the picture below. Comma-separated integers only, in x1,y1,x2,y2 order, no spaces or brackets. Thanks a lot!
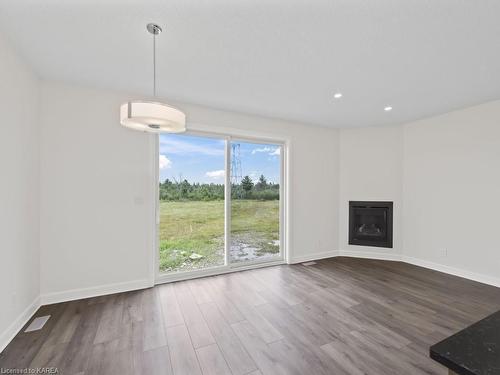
1,0,500,128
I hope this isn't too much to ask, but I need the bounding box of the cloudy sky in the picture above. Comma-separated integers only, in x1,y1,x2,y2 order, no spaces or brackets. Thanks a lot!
159,134,281,184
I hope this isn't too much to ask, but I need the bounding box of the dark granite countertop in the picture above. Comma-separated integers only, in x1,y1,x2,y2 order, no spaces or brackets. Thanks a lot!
430,310,500,375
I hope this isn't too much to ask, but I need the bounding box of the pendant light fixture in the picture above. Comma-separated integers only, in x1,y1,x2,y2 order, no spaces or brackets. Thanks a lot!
120,23,186,133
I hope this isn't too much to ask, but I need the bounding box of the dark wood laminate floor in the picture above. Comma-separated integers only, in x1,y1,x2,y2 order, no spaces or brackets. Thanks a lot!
2,257,500,375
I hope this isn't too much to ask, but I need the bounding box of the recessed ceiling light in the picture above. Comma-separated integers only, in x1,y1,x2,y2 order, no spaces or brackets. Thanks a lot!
384,106,393,112
333,92,343,99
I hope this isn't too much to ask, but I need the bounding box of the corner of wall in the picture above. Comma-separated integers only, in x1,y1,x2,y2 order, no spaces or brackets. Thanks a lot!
0,30,42,354
0,296,41,354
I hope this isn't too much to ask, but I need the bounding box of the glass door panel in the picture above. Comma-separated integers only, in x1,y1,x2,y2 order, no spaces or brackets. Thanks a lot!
230,141,282,264
158,133,226,273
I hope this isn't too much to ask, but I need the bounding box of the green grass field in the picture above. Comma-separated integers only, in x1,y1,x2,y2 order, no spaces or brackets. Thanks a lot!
159,200,279,272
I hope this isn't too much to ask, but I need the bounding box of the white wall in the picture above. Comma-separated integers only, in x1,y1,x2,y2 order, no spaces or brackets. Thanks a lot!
337,102,500,286
338,126,403,258
0,33,40,350
39,82,340,300
39,83,156,301
403,100,500,285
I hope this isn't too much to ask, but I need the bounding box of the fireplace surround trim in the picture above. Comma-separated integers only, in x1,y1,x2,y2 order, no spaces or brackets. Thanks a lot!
348,201,393,248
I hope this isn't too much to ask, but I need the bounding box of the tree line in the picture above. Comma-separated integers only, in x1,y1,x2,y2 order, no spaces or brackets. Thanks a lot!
159,174,279,201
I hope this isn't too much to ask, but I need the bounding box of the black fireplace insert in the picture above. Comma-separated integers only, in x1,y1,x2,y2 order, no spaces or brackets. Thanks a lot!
349,201,393,248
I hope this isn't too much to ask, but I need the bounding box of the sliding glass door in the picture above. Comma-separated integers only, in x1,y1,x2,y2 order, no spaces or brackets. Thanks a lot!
157,132,284,277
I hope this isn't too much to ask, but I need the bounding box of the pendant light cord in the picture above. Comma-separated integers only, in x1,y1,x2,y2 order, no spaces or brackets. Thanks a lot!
153,32,156,97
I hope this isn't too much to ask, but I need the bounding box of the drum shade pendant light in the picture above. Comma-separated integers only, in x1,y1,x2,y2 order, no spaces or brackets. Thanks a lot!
120,23,186,133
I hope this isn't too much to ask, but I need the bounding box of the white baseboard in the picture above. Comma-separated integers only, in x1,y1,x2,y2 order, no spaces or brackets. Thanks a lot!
294,250,500,288
338,249,402,262
0,296,41,354
38,257,500,305
41,278,152,305
402,256,500,288
290,250,338,264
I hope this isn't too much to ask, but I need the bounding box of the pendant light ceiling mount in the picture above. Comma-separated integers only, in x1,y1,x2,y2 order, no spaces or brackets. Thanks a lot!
120,23,186,133
146,23,162,35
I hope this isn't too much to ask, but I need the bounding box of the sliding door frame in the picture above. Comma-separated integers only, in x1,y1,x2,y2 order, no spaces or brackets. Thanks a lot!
154,129,288,285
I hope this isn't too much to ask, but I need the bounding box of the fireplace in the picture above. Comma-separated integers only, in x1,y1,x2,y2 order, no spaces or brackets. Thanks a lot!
349,201,393,248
